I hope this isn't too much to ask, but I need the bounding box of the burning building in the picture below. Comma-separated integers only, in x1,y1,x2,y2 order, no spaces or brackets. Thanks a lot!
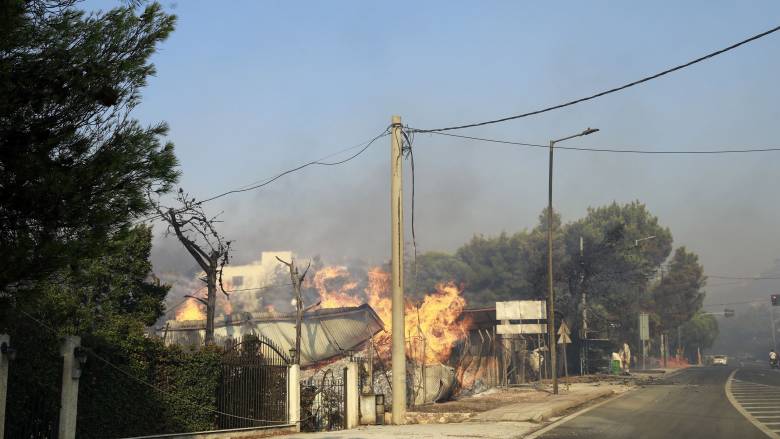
162,252,484,403
163,304,384,367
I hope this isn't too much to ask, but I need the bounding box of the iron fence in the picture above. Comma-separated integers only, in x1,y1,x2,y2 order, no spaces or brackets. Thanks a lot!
300,368,346,432
216,335,289,429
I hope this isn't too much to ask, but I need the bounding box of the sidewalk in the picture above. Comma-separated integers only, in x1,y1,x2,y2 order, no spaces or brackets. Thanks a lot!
282,382,631,439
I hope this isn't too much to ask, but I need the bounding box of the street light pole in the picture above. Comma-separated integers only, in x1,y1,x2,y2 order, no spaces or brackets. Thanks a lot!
547,128,599,395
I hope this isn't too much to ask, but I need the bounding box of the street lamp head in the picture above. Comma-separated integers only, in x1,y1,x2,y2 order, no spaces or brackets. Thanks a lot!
581,128,599,136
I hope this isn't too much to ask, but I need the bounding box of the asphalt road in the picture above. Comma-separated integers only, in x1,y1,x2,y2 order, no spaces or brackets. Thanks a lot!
538,365,776,439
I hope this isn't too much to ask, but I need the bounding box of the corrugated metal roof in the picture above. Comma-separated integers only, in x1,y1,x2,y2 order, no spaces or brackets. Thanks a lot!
162,304,384,367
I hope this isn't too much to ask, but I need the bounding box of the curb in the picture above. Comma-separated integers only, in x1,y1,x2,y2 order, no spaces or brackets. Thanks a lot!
471,387,617,423
532,388,616,422
524,389,632,439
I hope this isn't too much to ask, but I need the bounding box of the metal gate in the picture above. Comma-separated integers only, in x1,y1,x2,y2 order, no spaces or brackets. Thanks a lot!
300,368,346,432
216,335,289,429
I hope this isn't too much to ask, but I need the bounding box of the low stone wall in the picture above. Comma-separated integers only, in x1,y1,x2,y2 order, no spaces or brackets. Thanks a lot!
121,425,297,439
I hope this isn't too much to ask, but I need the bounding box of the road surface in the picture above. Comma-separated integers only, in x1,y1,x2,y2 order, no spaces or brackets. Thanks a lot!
539,365,779,439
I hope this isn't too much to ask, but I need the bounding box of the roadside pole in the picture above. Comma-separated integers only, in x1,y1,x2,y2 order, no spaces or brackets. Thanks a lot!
558,322,571,380
771,306,777,352
662,334,668,368
547,139,558,395
639,313,649,370
390,115,406,424
59,336,82,439
579,236,588,376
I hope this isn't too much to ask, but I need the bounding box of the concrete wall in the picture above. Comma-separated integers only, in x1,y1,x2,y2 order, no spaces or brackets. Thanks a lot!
287,364,300,431
121,425,297,439
345,363,359,429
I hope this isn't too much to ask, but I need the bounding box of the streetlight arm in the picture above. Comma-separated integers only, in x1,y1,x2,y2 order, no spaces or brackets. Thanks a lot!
551,128,600,145
634,235,657,246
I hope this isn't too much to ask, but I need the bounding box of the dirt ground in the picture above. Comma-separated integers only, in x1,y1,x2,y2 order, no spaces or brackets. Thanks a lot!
410,387,546,413
409,372,666,414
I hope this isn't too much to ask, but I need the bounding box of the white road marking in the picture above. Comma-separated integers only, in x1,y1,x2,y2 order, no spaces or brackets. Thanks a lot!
726,370,780,439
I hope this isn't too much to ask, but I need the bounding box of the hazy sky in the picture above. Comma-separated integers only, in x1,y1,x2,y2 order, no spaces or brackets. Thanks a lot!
110,1,780,304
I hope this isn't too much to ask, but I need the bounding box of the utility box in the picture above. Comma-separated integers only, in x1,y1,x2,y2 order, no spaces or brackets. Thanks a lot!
359,394,376,425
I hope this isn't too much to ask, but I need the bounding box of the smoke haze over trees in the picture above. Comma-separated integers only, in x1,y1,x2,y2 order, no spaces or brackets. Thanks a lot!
407,201,716,355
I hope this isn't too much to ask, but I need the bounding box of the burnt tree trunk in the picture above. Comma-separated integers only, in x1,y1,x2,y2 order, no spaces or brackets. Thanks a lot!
205,257,218,345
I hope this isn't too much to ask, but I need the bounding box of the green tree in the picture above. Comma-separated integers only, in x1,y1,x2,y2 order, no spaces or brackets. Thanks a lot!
0,1,178,294
1,226,222,438
652,246,707,332
680,312,719,361
561,201,673,343
410,251,472,299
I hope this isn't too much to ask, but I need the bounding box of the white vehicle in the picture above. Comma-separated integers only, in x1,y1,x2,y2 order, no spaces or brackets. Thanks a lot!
713,355,728,366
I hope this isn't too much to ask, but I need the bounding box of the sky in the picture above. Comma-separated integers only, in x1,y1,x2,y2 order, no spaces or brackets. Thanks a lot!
91,1,780,305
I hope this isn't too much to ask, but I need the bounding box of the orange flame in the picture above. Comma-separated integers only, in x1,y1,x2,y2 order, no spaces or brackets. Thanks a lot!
407,283,469,364
176,298,206,321
313,265,469,364
312,266,362,308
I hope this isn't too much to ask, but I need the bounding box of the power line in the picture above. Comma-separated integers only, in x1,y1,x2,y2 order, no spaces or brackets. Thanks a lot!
134,128,390,225
195,129,389,205
400,127,419,296
423,131,780,154
413,24,780,133
707,281,750,288
703,299,765,307
708,275,780,280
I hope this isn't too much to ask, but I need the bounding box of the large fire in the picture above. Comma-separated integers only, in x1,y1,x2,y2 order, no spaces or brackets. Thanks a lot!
172,262,471,365
176,298,206,321
312,265,469,364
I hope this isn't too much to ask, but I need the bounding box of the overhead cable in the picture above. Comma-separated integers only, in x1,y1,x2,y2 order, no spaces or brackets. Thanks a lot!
708,275,780,280
423,131,780,154
413,24,780,133
134,127,390,224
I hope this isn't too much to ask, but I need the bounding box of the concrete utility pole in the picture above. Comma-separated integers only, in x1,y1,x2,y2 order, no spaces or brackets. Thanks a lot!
546,139,556,394
579,236,588,376
547,128,599,395
59,336,83,439
390,115,406,423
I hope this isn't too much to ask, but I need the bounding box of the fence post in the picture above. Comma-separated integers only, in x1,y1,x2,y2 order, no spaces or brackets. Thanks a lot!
345,362,359,429
0,334,11,439
287,364,300,431
58,336,82,439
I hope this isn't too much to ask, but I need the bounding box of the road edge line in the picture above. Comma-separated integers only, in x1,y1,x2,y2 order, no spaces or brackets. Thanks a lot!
523,389,633,439
725,368,780,439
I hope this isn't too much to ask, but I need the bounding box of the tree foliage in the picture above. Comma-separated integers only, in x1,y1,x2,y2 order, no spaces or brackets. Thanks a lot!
1,225,222,438
413,201,716,351
653,246,707,331
0,0,178,293
680,312,719,356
